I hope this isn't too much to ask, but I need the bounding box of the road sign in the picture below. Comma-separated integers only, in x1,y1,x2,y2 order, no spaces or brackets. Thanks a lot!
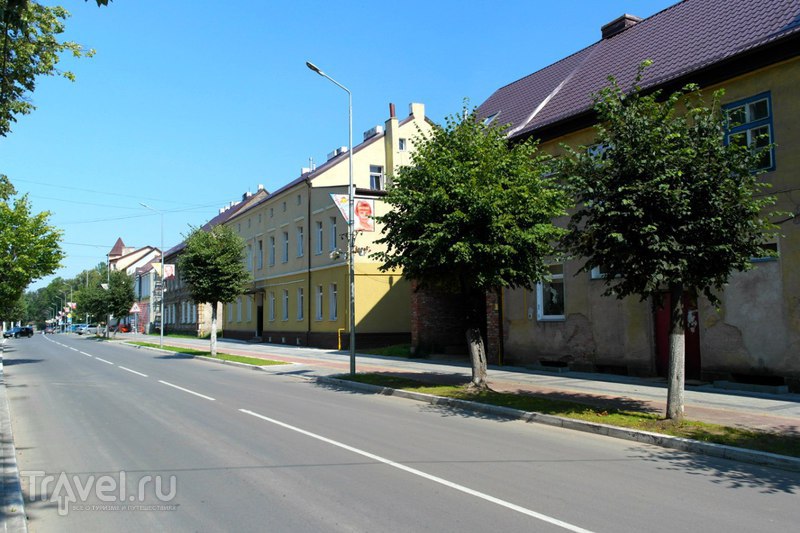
130,302,141,313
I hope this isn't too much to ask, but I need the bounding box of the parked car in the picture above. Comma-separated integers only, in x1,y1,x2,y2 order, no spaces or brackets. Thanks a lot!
78,324,104,335
3,326,33,338
44,325,55,334
72,323,88,334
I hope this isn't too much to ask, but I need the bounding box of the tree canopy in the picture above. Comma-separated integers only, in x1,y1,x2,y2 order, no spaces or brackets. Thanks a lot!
178,224,250,355
0,174,63,319
0,0,99,137
375,105,568,296
559,64,777,419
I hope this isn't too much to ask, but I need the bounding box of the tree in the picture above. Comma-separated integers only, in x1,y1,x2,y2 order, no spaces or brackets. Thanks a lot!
0,0,102,137
75,269,133,336
0,174,63,319
559,64,777,420
374,105,568,388
178,224,250,357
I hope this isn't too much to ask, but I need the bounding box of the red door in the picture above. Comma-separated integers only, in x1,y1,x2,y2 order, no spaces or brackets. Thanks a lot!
655,292,701,380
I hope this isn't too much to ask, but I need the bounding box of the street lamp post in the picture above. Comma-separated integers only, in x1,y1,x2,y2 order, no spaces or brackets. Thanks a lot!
306,60,356,376
140,203,165,349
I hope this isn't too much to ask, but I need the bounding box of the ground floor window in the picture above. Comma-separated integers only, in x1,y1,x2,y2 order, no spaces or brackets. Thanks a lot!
537,264,565,321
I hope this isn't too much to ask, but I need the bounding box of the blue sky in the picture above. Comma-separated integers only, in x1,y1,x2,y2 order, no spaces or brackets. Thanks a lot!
2,0,676,290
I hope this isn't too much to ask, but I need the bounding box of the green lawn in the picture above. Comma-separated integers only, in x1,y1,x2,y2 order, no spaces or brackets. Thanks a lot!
129,342,286,366
337,373,800,459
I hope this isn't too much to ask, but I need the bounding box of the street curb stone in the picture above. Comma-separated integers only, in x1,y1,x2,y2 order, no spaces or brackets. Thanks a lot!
0,344,29,533
313,375,800,473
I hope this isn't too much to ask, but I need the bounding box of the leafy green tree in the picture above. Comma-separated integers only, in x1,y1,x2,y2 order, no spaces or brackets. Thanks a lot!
374,105,568,387
560,65,777,420
0,0,103,136
0,175,63,319
75,269,133,336
178,224,250,357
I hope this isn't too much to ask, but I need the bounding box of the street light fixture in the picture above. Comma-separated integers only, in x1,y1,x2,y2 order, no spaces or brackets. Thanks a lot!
140,203,165,349
306,60,356,375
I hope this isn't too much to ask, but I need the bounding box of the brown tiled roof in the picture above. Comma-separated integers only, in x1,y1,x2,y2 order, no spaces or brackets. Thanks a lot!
477,0,800,140
109,237,126,256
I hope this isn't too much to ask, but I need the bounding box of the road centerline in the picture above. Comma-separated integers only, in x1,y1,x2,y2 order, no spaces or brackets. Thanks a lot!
238,408,595,533
95,357,114,365
118,366,148,378
158,380,215,401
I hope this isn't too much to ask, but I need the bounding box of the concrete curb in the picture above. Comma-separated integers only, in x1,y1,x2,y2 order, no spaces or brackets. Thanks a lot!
124,342,296,372
0,344,29,533
313,375,800,473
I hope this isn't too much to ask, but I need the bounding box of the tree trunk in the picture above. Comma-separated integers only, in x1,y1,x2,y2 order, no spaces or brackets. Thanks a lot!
466,327,488,389
666,284,685,421
210,302,218,358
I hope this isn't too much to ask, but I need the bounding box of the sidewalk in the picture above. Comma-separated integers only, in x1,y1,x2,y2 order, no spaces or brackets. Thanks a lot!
116,332,800,434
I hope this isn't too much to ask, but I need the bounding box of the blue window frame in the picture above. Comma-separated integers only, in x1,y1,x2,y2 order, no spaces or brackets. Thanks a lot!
723,92,775,172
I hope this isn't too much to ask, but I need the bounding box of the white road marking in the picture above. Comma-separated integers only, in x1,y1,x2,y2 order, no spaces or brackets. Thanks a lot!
95,357,114,365
239,409,595,533
70,347,80,352
158,380,215,401
118,366,148,378
80,352,92,357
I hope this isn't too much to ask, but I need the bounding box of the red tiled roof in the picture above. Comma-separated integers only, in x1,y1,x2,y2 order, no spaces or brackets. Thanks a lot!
109,237,126,256
477,0,800,140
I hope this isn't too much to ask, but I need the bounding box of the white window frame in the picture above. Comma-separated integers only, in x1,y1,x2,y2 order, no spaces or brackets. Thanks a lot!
315,221,323,254
282,290,289,321
329,217,338,252
282,231,289,263
536,264,565,321
329,283,338,321
236,297,242,322
297,288,304,320
257,239,263,269
296,226,304,257
268,292,275,321
268,236,275,266
315,285,324,320
246,296,252,322
369,165,384,190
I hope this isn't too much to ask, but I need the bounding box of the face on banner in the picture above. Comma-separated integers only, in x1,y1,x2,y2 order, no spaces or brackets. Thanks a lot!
354,199,374,232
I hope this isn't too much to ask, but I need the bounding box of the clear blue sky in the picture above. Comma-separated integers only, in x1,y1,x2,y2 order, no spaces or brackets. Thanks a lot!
2,0,676,291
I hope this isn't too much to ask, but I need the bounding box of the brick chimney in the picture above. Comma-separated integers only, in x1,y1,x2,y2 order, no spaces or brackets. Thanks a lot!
601,14,642,39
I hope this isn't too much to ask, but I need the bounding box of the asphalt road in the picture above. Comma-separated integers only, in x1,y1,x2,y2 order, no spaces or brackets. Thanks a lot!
3,334,799,532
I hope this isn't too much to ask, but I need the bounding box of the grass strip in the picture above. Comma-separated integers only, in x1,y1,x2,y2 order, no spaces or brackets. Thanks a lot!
338,373,800,458
129,342,286,366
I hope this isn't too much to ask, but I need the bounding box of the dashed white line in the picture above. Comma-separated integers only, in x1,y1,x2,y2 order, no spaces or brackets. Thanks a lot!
238,409,595,533
95,357,114,365
118,366,148,378
158,380,215,401
80,352,92,357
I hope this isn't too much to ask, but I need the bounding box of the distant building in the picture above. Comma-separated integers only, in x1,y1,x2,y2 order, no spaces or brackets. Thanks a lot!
223,103,432,348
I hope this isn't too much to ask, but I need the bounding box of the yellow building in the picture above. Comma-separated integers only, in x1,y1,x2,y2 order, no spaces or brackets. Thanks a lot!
472,0,800,389
223,103,432,348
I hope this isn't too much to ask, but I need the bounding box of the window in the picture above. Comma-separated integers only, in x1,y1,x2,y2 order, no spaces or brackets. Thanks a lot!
268,292,275,321
398,138,407,151
724,92,774,171
315,221,323,254
329,217,338,251
483,112,498,126
227,302,233,322
329,283,338,320
281,231,289,263
297,288,304,320
296,226,304,257
246,243,253,271
752,241,779,263
316,285,323,320
236,297,242,322
297,194,302,205
369,165,384,190
257,240,263,269
268,236,275,266
282,201,286,212
537,264,565,321
590,265,615,279
269,207,274,218
282,290,289,321
246,296,252,322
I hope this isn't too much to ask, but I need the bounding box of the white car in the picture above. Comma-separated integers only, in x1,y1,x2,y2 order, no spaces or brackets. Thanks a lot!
78,324,105,335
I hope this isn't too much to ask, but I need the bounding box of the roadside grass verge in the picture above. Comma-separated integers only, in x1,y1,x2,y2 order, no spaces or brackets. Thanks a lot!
129,342,286,366
337,373,800,458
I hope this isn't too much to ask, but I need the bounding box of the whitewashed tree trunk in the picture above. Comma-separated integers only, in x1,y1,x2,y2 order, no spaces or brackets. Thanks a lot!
466,328,488,388
210,302,218,358
666,284,685,421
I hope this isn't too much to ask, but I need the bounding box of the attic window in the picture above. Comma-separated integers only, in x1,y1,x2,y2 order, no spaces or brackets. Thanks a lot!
483,113,498,126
